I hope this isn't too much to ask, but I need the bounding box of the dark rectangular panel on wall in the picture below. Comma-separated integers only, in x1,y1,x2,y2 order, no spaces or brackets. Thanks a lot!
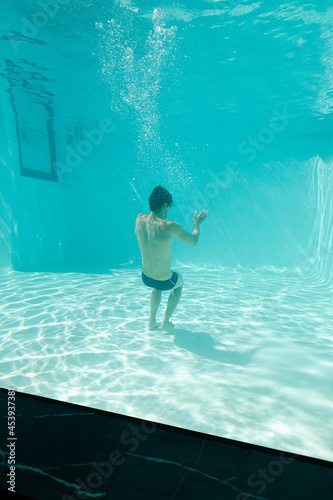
4,59,58,182
13,101,58,182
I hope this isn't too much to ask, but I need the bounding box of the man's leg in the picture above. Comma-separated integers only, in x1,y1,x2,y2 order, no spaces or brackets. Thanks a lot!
161,286,183,330
148,288,162,330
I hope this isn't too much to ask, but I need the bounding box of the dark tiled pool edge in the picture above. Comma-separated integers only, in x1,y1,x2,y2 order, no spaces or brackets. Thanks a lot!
0,388,332,500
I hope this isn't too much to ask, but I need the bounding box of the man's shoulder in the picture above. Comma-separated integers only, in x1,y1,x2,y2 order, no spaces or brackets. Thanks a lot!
135,214,146,232
165,220,179,235
136,213,146,222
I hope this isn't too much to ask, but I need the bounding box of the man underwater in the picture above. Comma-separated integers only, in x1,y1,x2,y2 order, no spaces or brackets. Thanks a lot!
135,185,208,330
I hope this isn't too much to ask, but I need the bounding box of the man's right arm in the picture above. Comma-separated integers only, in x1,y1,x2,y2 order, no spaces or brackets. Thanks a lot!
169,221,199,246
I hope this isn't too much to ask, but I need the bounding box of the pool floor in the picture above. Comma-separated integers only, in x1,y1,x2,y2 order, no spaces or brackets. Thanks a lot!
0,266,332,462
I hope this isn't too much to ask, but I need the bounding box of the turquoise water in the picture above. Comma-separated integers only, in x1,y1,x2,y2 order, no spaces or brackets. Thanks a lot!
0,0,333,462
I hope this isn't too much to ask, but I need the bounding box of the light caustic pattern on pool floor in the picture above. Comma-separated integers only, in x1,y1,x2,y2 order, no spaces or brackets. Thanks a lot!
0,266,333,461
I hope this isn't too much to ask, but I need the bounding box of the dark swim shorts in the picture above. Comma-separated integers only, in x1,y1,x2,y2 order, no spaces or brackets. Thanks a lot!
141,271,179,291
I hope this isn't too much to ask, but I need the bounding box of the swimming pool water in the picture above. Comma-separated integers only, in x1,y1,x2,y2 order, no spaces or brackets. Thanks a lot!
1,0,333,464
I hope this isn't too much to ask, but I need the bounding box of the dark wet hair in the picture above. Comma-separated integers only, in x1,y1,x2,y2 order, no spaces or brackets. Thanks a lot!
149,185,174,212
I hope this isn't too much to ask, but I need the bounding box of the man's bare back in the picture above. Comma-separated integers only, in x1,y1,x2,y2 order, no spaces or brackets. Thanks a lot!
135,213,174,280
135,208,208,281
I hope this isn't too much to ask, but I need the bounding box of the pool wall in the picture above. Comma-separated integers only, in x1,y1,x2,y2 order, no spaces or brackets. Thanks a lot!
0,2,333,280
1,77,332,276
1,88,331,272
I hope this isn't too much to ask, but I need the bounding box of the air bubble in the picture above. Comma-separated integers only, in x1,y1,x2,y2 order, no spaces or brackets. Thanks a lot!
153,7,164,20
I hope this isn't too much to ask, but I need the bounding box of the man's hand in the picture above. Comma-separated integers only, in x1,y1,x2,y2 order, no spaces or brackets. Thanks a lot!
193,209,208,226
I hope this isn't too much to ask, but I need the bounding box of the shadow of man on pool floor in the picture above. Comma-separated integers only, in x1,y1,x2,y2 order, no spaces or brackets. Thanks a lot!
163,328,257,366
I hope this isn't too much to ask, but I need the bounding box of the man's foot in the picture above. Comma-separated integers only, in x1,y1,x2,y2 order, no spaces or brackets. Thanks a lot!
148,321,160,331
161,320,174,331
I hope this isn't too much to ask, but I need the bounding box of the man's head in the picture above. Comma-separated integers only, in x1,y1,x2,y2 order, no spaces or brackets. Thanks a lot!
149,185,173,214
